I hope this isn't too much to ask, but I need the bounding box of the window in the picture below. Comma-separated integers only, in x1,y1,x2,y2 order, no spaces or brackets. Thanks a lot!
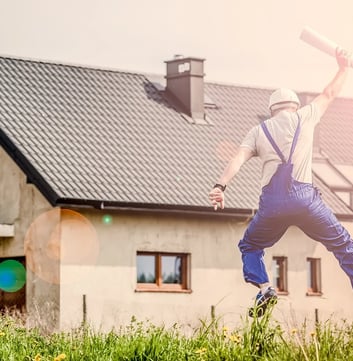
336,165,353,208
136,252,190,292
336,165,353,184
313,161,353,208
307,258,322,295
272,257,288,294
312,161,351,188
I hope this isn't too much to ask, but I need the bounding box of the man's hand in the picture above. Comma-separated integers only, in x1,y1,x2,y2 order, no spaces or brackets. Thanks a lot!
209,187,225,211
336,47,351,69
313,47,351,117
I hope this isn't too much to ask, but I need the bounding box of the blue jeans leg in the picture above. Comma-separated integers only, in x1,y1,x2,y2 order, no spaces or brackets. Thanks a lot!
238,211,289,286
239,182,353,289
238,181,314,287
297,191,353,288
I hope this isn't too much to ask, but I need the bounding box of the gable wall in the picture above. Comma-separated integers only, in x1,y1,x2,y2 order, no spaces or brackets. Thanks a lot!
0,147,59,330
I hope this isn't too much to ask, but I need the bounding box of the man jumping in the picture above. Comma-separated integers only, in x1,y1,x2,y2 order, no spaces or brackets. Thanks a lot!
209,49,352,317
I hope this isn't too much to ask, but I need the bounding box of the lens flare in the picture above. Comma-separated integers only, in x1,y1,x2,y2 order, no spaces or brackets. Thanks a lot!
24,208,99,284
0,260,26,292
102,214,113,225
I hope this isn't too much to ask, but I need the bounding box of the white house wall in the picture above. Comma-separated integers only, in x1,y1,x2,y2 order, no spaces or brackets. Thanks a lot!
59,210,353,332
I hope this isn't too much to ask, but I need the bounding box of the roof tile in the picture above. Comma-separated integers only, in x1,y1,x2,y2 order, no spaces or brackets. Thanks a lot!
0,56,351,216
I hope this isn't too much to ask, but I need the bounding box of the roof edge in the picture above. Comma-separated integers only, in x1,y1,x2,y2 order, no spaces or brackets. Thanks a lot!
0,130,59,206
56,198,256,220
56,197,353,221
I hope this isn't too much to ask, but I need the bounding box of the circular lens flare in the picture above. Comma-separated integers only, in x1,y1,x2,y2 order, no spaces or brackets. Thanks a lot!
102,214,113,225
24,208,99,284
0,260,26,292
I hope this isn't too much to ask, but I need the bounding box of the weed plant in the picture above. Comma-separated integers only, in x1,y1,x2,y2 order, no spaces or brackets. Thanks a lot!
1,306,353,360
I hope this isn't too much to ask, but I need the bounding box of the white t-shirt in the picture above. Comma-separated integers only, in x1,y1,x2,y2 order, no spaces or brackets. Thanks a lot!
240,103,320,188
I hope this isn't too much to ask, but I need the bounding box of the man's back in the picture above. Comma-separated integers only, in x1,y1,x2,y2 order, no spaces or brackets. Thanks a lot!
241,104,320,188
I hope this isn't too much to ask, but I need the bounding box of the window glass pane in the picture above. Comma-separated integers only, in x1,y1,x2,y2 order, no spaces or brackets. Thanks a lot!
336,165,353,184
335,191,351,206
307,259,312,289
313,162,351,188
272,259,280,289
161,255,182,284
137,255,155,283
272,257,287,292
307,258,321,293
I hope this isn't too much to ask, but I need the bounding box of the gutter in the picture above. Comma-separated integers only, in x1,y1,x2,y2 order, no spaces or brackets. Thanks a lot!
56,197,353,222
56,198,257,221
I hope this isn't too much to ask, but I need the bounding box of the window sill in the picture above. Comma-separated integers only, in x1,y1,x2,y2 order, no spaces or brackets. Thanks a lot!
135,288,192,294
306,292,322,297
277,291,289,296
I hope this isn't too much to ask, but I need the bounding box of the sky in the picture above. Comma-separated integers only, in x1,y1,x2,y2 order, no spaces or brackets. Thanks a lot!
0,0,353,96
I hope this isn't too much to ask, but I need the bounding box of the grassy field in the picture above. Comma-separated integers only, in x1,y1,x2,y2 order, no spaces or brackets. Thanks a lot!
1,308,353,361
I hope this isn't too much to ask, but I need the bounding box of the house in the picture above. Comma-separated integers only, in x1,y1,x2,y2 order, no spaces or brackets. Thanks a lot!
0,54,352,332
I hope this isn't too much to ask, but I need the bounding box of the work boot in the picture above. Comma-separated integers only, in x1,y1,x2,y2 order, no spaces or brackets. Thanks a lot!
248,287,278,318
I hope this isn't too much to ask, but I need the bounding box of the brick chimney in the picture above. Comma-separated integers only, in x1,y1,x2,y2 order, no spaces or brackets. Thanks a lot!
165,56,205,120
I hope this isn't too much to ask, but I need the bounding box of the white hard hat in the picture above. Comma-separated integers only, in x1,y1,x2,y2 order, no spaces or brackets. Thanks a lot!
268,88,300,110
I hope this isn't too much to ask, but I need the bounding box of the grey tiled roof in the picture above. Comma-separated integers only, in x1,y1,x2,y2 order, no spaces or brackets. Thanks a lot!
319,97,353,164
0,56,352,217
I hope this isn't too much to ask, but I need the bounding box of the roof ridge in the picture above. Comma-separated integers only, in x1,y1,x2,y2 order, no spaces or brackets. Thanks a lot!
1,54,352,101
0,54,145,77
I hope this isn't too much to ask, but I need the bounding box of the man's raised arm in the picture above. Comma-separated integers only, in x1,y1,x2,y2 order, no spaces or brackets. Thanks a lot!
312,48,351,117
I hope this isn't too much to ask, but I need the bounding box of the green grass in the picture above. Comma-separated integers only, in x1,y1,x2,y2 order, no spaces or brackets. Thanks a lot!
1,308,353,361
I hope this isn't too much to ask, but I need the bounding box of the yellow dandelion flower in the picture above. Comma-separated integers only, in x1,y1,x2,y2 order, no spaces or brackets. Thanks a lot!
0,331,5,336
222,326,230,338
195,347,207,355
34,354,41,361
229,333,242,343
291,328,298,335
54,354,66,361
310,331,316,338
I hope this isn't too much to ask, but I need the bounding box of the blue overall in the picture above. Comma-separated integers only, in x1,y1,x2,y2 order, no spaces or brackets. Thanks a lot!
238,117,353,288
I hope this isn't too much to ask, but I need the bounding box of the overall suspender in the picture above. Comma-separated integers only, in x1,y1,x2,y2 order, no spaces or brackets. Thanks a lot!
260,113,301,164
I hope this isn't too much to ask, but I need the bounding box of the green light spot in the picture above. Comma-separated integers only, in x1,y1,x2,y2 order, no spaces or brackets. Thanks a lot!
102,214,113,225
0,260,26,292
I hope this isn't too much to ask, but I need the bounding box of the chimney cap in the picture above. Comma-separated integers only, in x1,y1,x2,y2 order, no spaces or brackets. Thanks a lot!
165,56,205,64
